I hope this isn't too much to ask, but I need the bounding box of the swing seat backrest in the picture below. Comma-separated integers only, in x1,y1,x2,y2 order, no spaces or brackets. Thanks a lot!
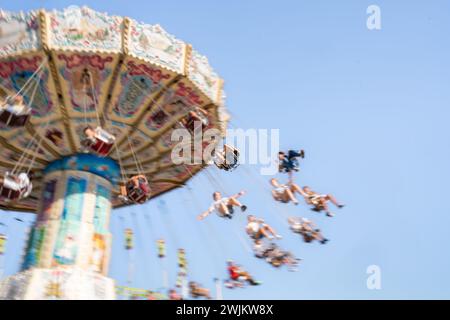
95,127,116,143
3,174,21,190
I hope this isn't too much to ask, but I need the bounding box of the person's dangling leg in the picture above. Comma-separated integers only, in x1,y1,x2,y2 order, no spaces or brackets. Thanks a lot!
313,229,329,244
325,194,344,208
290,183,305,197
228,197,241,207
261,225,282,239
228,197,246,212
321,201,333,217
283,188,298,204
288,150,304,159
218,202,232,218
245,273,260,285
257,227,272,240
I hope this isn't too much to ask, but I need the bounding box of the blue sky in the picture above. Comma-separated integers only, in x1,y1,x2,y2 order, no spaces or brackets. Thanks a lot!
1,0,450,299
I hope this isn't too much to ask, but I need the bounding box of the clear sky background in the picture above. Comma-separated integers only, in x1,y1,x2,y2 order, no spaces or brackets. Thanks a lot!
1,0,450,299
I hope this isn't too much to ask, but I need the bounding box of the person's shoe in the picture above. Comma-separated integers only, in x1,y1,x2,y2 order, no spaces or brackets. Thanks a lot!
321,239,329,244
326,212,335,217
338,204,345,209
240,205,247,212
311,207,321,212
293,201,299,205
227,205,234,214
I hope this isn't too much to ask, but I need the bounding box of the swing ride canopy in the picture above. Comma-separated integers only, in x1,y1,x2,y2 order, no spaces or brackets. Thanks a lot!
0,6,229,212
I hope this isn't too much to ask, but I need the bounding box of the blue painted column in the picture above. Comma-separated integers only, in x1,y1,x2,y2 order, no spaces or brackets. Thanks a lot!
22,154,120,275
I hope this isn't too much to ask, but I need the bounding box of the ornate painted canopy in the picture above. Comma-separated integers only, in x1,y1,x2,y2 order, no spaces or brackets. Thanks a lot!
0,6,229,212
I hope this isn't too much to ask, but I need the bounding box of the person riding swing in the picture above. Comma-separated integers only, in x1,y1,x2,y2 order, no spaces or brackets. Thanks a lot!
181,106,209,133
0,95,31,127
82,125,116,157
301,186,344,217
213,144,240,171
0,171,33,201
226,260,261,287
119,175,151,204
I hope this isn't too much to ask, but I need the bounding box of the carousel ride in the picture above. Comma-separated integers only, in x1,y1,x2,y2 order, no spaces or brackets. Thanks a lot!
0,6,228,299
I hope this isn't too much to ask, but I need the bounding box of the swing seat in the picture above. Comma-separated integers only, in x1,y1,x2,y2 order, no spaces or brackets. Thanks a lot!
90,139,114,156
0,107,30,127
126,178,151,204
85,127,116,156
0,175,23,200
215,147,240,171
224,280,242,289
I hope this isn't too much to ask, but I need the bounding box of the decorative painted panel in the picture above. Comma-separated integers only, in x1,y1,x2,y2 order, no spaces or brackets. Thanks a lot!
0,10,40,57
110,60,171,119
47,6,123,52
0,55,55,119
188,49,221,102
61,176,87,221
38,179,57,222
53,220,81,266
93,184,111,235
129,21,184,72
22,225,46,269
57,53,114,114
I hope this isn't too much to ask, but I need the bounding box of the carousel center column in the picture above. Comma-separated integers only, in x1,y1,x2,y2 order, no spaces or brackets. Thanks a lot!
0,154,120,300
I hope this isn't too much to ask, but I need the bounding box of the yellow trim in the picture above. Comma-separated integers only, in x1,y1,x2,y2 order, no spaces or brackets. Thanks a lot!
45,50,77,153
38,10,49,51
183,44,192,76
122,17,131,55
215,78,224,105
